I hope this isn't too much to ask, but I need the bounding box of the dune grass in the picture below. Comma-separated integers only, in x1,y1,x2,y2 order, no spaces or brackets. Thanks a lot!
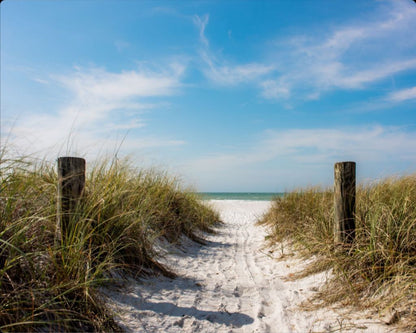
259,176,416,329
0,151,219,332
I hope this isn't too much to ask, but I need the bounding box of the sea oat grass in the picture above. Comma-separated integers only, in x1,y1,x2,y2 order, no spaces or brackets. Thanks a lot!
259,176,416,329
0,152,219,332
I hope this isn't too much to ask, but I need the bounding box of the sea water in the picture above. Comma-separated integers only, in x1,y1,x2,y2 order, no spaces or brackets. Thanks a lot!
197,192,284,201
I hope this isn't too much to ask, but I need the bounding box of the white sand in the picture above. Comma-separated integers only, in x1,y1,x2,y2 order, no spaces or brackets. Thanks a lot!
104,200,393,332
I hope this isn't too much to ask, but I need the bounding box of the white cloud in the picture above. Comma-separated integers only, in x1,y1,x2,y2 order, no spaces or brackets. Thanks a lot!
387,86,416,102
193,14,274,86
190,126,415,170
32,78,49,85
193,14,209,48
5,64,186,158
114,40,130,52
260,0,416,100
315,58,416,90
190,2,416,102
182,126,416,190
261,127,416,161
53,64,184,128
57,64,184,101
202,55,274,86
260,80,290,99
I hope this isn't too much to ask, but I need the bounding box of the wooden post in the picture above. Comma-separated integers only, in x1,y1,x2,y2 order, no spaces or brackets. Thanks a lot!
334,161,356,244
56,157,85,243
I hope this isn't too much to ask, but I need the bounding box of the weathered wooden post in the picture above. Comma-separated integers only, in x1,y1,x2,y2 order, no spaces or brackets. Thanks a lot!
56,157,85,243
334,161,356,245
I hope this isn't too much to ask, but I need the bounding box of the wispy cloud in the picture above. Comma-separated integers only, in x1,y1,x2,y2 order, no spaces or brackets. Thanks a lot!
114,40,131,52
5,64,186,158
191,1,416,103
58,64,184,101
260,126,416,162
53,63,185,129
189,126,416,168
193,14,274,86
387,86,416,102
32,77,50,85
183,125,416,190
201,55,274,86
193,14,209,48
260,0,416,101
260,79,290,99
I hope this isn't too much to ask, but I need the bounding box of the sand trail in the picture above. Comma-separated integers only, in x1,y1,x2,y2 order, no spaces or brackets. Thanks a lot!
105,200,390,333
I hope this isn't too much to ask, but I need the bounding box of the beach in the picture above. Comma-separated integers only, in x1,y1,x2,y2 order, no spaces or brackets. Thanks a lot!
105,200,392,332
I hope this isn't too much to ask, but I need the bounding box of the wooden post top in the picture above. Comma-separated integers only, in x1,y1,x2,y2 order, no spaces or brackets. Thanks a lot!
334,161,356,166
57,156,86,164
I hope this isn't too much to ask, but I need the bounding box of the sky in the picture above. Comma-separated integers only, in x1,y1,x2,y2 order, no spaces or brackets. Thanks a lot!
1,0,416,192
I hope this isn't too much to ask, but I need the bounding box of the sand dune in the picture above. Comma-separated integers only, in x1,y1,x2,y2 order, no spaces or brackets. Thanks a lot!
105,200,391,332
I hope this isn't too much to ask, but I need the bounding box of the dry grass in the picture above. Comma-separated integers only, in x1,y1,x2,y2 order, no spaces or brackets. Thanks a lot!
259,177,416,329
0,151,219,332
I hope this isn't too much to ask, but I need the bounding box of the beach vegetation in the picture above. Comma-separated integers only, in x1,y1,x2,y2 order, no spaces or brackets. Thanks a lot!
0,150,219,332
259,176,416,329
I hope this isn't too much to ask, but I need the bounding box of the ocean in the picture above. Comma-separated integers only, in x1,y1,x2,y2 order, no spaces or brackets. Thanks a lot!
197,192,285,201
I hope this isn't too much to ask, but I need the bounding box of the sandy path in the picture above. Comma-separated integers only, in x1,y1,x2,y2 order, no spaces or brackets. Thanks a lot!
105,200,391,333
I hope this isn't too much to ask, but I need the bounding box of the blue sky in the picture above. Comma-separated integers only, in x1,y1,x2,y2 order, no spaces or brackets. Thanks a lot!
2,0,416,192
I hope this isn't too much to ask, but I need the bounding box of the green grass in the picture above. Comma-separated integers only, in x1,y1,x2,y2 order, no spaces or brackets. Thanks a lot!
0,151,219,332
259,177,416,329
